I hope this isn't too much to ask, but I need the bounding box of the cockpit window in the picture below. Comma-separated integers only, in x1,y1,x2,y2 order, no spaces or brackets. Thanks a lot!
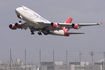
20,5,24,7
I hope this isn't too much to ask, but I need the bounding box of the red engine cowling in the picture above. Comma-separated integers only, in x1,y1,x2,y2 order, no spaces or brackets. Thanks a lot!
15,23,21,28
9,23,16,30
51,22,58,28
72,24,79,29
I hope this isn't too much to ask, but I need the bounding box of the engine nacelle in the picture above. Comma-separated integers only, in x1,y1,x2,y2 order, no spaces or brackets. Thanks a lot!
9,23,16,30
51,22,58,28
72,23,79,29
15,23,21,28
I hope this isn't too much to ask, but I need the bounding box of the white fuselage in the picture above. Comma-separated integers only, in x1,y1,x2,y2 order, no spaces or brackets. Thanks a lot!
15,6,50,28
15,6,66,36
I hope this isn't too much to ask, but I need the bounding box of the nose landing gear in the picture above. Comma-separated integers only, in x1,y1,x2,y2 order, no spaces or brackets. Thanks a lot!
17,15,22,19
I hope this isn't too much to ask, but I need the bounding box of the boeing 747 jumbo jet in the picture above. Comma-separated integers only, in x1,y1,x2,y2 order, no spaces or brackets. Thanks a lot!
9,5,102,36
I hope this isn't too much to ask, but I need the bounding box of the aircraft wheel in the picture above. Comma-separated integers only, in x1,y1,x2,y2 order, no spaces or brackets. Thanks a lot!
31,31,34,35
31,32,34,35
44,32,48,35
38,32,42,35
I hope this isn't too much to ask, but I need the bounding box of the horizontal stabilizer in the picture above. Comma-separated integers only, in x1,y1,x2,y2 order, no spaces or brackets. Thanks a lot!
65,32,85,34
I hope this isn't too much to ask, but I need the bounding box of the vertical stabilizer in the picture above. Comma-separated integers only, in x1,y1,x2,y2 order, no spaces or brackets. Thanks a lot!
65,17,72,23
62,17,73,35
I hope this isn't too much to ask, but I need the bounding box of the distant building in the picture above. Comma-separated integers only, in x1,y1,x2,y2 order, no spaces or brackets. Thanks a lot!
69,62,89,66
69,62,102,70
40,61,71,70
16,59,20,65
40,61,102,70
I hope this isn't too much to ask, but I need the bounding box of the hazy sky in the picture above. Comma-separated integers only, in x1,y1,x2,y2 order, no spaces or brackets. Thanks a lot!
0,0,105,64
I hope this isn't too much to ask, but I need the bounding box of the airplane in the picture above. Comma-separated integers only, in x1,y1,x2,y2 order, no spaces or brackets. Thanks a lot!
9,5,102,36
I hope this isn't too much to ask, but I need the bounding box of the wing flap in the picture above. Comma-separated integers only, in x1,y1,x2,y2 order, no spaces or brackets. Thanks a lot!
78,23,102,26
65,32,85,34
58,23,102,26
20,22,29,29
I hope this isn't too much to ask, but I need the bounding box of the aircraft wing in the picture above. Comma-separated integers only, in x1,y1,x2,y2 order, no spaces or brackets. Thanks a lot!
58,23,102,27
18,22,37,32
18,22,29,29
39,22,102,29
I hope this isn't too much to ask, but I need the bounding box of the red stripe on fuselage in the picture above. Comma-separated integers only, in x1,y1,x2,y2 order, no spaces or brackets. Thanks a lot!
62,27,70,36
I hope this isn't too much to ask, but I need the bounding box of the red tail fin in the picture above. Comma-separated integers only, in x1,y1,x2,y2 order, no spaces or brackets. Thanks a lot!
62,17,73,33
65,17,72,23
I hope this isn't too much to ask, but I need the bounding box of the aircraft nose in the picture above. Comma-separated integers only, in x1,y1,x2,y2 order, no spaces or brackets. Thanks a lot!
15,8,19,13
15,7,21,15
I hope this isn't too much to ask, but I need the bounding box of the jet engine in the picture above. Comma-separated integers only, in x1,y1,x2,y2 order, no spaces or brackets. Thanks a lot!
72,23,79,29
15,23,21,28
51,22,58,28
9,23,16,30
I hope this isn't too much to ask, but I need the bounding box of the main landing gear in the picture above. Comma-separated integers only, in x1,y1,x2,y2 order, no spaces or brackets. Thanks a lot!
31,31,34,35
30,29,50,35
38,32,42,35
31,31,42,35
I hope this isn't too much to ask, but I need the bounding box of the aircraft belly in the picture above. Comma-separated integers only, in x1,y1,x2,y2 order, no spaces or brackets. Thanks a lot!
22,15,43,29
30,22,43,29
